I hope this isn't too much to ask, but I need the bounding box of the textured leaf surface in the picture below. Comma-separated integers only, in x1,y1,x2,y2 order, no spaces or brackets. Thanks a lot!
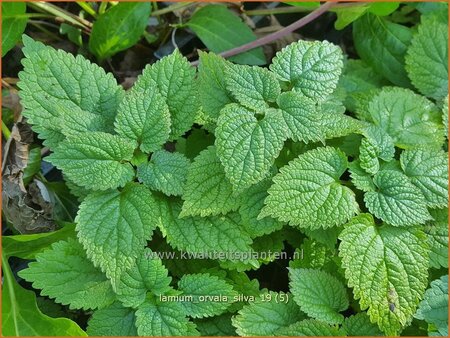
443,95,448,137
363,124,395,162
364,170,432,226
349,160,375,192
359,138,380,175
134,50,199,139
18,36,124,148
195,314,236,336
226,64,280,110
117,248,171,308
232,292,304,336
138,150,190,197
18,239,114,310
178,273,236,318
289,268,349,324
400,149,448,208
197,51,234,120
135,299,191,336
353,13,412,86
367,88,444,149
341,313,383,336
115,87,170,153
180,146,239,217
270,40,343,101
415,275,448,333
47,132,135,191
261,147,358,229
187,4,265,65
87,302,137,336
339,214,429,335
426,208,449,269
76,184,159,288
276,319,343,336
405,16,448,101
216,104,287,192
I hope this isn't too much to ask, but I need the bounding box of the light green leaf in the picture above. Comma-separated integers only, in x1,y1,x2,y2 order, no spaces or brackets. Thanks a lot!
2,2,27,56
87,302,137,336
270,40,343,101
400,149,448,208
353,13,412,86
261,146,358,230
197,51,234,121
138,150,190,197
405,15,448,101
18,239,114,310
115,87,170,153
425,208,449,269
359,138,380,175
2,255,87,336
135,299,191,336
135,49,199,140
178,273,236,318
180,146,240,217
367,87,444,149
348,160,375,192
341,313,383,336
362,124,395,162
415,275,448,334
46,132,136,191
339,214,429,335
289,268,349,324
231,292,304,336
76,183,159,288
225,64,280,111
89,2,151,60
443,95,448,137
18,36,124,149
195,313,236,336
364,170,432,226
117,248,172,308
275,319,343,336
216,104,287,192
187,4,266,65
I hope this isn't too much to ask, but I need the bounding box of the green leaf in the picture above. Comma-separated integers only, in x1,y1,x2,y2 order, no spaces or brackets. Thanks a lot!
367,87,444,149
157,198,253,261
178,273,236,318
187,4,266,65
89,2,151,60
115,87,170,153
197,51,234,121
289,268,349,324
405,15,448,101
2,255,87,336
348,160,375,192
362,124,395,162
415,275,448,334
443,95,448,138
138,150,190,197
425,208,449,269
216,104,287,192
353,13,412,87
195,314,236,336
231,292,304,336
238,177,283,238
275,319,343,336
18,36,124,149
18,239,114,310
76,183,160,288
261,146,358,230
400,149,448,208
22,147,42,185
339,214,429,335
117,248,171,308
225,64,281,111
2,2,27,56
47,132,136,191
87,302,137,336
364,170,432,226
180,146,240,217
270,40,343,101
341,312,383,336
135,299,192,336
135,50,199,140
3,223,75,259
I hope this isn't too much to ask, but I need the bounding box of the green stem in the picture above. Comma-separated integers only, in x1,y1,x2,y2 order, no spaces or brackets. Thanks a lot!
2,121,11,140
2,13,54,19
76,1,97,18
98,1,108,15
151,1,194,16
27,2,92,29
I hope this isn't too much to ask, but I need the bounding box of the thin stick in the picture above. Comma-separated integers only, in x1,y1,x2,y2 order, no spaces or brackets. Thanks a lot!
190,1,336,66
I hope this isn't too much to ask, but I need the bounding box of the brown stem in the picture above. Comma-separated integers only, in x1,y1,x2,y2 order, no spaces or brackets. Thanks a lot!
190,1,336,66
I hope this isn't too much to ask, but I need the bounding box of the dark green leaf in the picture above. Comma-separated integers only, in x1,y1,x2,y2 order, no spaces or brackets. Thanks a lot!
2,2,27,56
